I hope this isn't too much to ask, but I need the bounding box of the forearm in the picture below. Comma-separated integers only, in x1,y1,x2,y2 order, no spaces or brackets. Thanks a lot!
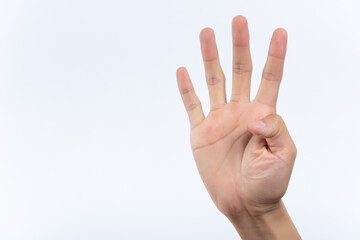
228,201,301,240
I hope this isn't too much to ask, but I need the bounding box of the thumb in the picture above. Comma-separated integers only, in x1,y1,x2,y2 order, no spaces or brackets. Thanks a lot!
247,114,297,157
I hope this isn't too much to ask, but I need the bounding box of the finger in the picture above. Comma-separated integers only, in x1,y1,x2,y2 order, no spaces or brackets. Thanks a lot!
247,114,296,160
176,67,205,129
231,15,252,102
255,28,287,107
200,28,226,111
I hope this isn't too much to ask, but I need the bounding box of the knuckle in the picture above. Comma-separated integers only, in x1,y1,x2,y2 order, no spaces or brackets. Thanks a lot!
206,75,223,86
286,144,297,161
266,114,283,125
185,103,200,112
274,114,284,125
232,62,252,75
210,103,225,112
262,70,278,82
292,145,298,159
180,87,193,96
263,114,283,137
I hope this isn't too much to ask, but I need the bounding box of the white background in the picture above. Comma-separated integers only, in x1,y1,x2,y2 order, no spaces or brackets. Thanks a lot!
0,0,360,239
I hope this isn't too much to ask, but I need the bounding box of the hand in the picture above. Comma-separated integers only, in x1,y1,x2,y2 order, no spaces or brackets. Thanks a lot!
176,16,296,220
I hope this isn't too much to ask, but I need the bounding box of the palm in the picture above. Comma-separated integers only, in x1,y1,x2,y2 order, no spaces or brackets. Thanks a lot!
192,100,279,214
177,16,291,217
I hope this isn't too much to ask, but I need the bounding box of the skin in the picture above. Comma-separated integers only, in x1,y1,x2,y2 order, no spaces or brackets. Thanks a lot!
176,16,301,239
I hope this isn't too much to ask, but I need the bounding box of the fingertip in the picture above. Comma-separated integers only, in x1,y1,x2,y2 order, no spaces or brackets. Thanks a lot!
232,15,250,47
176,67,183,83
273,28,288,45
176,66,187,77
232,15,248,27
200,27,215,41
176,67,190,89
275,28,287,36
274,27,288,43
199,28,218,60
200,28,216,50
269,28,288,59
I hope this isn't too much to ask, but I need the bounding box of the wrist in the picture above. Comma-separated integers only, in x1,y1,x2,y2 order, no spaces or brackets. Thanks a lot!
227,201,301,240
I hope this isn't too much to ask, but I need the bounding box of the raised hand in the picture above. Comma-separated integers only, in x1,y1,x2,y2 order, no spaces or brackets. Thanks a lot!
176,16,299,238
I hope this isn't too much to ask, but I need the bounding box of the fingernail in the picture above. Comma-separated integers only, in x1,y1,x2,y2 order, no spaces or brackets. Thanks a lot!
251,121,266,130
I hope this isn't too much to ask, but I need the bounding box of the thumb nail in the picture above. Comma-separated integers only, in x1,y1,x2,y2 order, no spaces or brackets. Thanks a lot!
250,121,266,130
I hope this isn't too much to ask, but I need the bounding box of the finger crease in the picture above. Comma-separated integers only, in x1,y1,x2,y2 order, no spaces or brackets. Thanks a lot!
185,103,200,112
180,87,194,96
233,62,251,75
207,76,222,86
262,71,279,82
